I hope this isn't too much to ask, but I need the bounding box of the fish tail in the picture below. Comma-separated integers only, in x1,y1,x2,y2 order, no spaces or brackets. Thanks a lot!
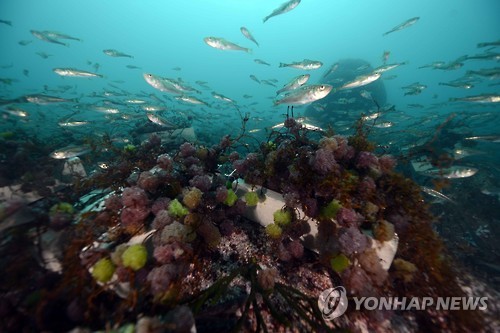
279,63,287,68
263,16,269,23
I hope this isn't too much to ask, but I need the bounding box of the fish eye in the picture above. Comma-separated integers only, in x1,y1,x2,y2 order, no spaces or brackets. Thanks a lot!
320,85,325,89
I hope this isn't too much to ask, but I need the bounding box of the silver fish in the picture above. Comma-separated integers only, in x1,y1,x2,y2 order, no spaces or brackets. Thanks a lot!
276,74,310,95
203,37,251,53
449,94,500,103
263,0,301,23
103,49,133,58
422,166,478,179
50,145,91,159
279,59,323,70
53,68,102,78
339,72,381,90
143,73,184,94
175,95,209,106
43,31,81,41
254,59,271,66
25,94,75,105
274,84,333,106
30,30,67,46
421,186,456,204
212,92,235,103
383,17,420,36
240,27,259,46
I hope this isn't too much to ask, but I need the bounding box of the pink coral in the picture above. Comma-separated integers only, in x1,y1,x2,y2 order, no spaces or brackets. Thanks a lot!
338,227,370,255
336,207,363,227
104,194,122,211
151,197,171,216
379,155,396,173
189,175,211,192
157,154,173,171
121,187,149,207
153,241,193,264
147,264,177,295
151,210,173,230
120,206,150,231
137,171,160,193
179,142,196,157
311,148,338,175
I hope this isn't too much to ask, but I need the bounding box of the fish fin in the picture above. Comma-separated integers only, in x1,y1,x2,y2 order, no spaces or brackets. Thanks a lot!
279,63,286,68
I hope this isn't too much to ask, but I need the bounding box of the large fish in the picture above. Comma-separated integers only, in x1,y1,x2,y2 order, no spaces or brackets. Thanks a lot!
274,84,333,106
203,37,251,53
263,0,301,23
383,17,420,36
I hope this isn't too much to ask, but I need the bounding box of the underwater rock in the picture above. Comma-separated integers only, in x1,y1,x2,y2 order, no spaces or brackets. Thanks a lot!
62,157,87,178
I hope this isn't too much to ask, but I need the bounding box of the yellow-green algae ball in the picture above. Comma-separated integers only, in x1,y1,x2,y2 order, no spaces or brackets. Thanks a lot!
168,198,189,218
91,258,115,283
273,209,292,227
122,244,148,271
244,191,259,207
224,189,238,207
330,253,351,274
265,223,282,239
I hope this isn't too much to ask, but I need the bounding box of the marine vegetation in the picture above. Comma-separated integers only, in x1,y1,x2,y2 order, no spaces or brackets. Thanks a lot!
0,114,486,332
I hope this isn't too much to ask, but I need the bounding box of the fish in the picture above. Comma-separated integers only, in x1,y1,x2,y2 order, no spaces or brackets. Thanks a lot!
383,17,420,36
0,19,12,26
421,186,456,204
263,0,301,23
339,72,381,90
203,37,251,53
175,95,210,106
261,80,277,87
452,147,484,160
143,73,184,94
18,40,32,46
141,105,166,112
43,31,81,41
273,84,333,106
240,27,259,46
449,94,500,103
279,59,323,70
466,68,500,79
374,61,408,73
438,81,473,89
373,121,394,128
212,92,235,103
58,121,90,127
53,68,103,78
50,145,91,159
249,75,261,84
276,74,310,95
362,112,381,121
146,113,178,129
25,94,75,105
422,166,478,179
464,135,500,143
323,62,339,78
30,30,67,46
254,59,271,66
382,51,391,64
477,40,500,48
4,106,28,118
126,65,141,69
103,49,134,58
36,52,52,59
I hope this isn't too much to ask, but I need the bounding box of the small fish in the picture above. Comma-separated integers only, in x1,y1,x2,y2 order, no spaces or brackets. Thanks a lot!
421,186,456,204
50,145,91,159
97,162,110,170
25,94,75,105
240,27,259,46
53,68,103,78
382,51,390,64
453,147,483,160
0,19,12,26
212,92,235,103
373,121,393,128
273,84,333,106
175,95,209,106
36,52,52,59
43,31,81,41
125,99,146,104
203,37,251,53
4,106,28,117
103,49,133,58
279,59,323,70
249,75,261,84
439,81,473,89
323,62,339,78
30,30,67,46
362,112,381,121
254,59,271,66
464,135,500,143
58,121,89,127
143,73,184,94
360,90,372,100
449,94,500,103
18,40,32,46
146,113,176,129
374,61,408,73
466,68,500,79
276,74,310,95
23,69,29,77
383,17,420,36
261,80,277,87
477,40,500,48
422,166,478,179
243,94,253,99
126,65,141,69
172,67,182,71
141,105,166,112
263,0,301,23
339,72,381,90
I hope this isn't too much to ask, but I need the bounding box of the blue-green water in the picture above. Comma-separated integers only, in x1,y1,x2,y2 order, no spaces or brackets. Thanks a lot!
0,1,499,331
